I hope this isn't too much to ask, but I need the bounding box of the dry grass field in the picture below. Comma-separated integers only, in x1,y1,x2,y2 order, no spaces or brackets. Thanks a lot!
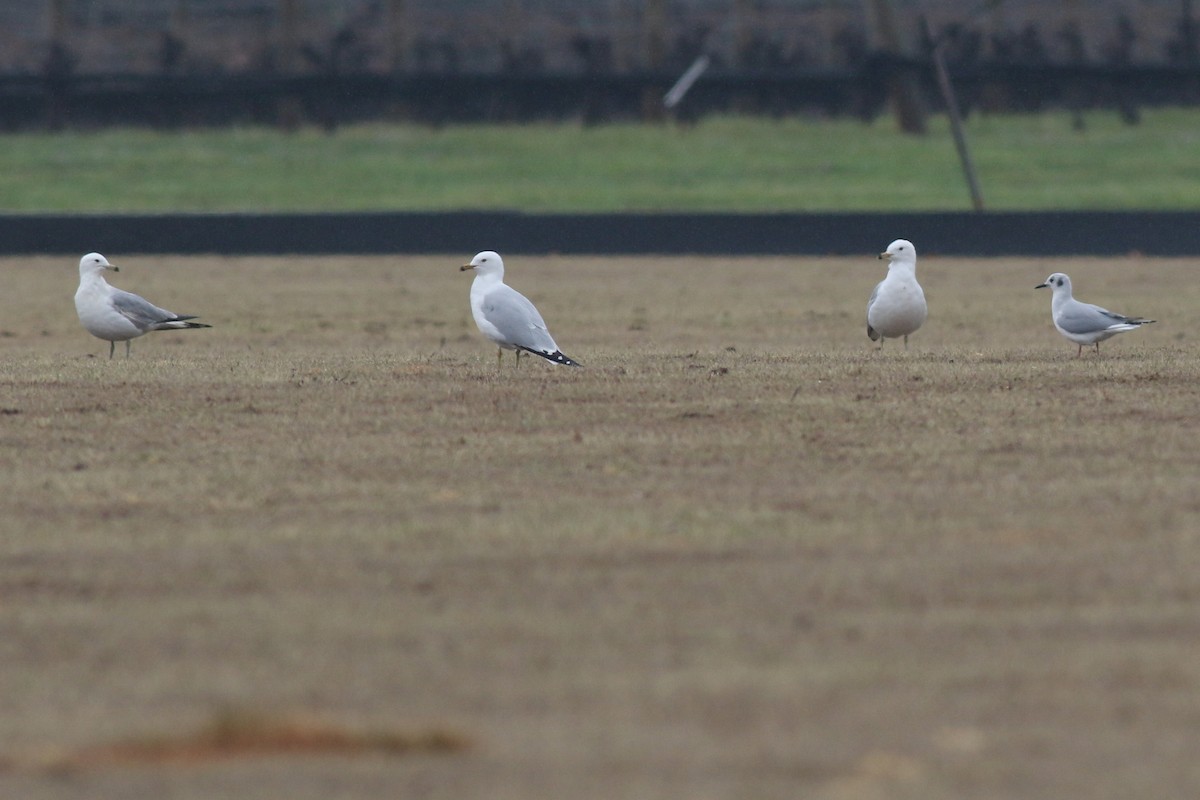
1,252,1199,799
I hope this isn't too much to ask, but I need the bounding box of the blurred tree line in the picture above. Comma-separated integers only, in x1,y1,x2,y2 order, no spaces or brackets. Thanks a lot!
3,0,1200,130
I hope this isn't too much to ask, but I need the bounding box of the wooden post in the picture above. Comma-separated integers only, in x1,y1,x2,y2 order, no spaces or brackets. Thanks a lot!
277,0,302,130
1060,0,1086,130
170,0,189,37
644,0,666,69
505,0,524,49
730,0,754,113
45,0,72,130
866,0,927,134
384,0,407,72
47,0,67,41
641,0,666,121
381,0,410,122
279,0,300,72
1184,0,1199,63
733,0,752,66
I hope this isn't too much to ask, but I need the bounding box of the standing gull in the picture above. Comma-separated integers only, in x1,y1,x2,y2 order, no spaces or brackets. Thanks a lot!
74,252,211,358
1035,272,1155,356
867,238,927,348
460,251,581,368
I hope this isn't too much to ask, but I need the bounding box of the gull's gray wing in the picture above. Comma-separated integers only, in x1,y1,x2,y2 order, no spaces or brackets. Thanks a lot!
110,289,192,331
866,280,882,314
481,284,559,353
1057,299,1141,335
865,280,883,340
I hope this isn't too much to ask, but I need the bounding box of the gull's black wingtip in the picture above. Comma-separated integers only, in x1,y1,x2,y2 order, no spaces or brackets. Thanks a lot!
547,350,582,367
522,347,582,367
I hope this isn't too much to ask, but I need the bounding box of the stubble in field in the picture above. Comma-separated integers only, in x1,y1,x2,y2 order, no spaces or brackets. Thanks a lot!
1,254,1199,799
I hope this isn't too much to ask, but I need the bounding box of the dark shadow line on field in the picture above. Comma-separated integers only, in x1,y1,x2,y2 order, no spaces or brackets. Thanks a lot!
5,210,1200,256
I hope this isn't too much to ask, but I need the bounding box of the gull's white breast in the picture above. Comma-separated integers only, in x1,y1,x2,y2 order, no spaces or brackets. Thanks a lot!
75,282,141,341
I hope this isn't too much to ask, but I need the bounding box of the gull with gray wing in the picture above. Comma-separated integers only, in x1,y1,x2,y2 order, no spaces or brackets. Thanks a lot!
867,238,927,349
74,252,211,358
1035,272,1155,356
460,250,581,368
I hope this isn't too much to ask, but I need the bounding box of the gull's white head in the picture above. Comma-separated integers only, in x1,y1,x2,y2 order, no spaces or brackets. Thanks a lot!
459,250,504,278
878,239,917,267
1035,272,1072,295
79,252,117,278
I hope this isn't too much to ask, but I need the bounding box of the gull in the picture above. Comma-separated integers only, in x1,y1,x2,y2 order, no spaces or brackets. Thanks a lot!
1035,272,1155,356
459,251,581,368
867,238,927,348
74,252,211,358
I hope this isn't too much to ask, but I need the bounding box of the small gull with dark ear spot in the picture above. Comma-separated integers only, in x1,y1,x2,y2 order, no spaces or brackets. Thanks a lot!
1035,272,1155,357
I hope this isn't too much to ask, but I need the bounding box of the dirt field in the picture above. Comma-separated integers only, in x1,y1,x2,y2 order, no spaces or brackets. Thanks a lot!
2,253,1199,799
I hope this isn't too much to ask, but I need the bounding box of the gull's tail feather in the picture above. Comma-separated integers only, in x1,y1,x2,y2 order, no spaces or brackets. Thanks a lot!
1106,318,1155,333
867,324,880,342
520,346,582,367
1106,311,1155,326
152,320,212,331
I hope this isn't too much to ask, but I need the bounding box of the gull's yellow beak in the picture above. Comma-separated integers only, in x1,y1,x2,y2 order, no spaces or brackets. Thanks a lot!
878,252,889,260
109,264,120,272
459,263,473,272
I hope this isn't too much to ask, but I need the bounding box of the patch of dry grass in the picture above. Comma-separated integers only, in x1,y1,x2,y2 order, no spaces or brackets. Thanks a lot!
5,710,468,774
1,254,1199,799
